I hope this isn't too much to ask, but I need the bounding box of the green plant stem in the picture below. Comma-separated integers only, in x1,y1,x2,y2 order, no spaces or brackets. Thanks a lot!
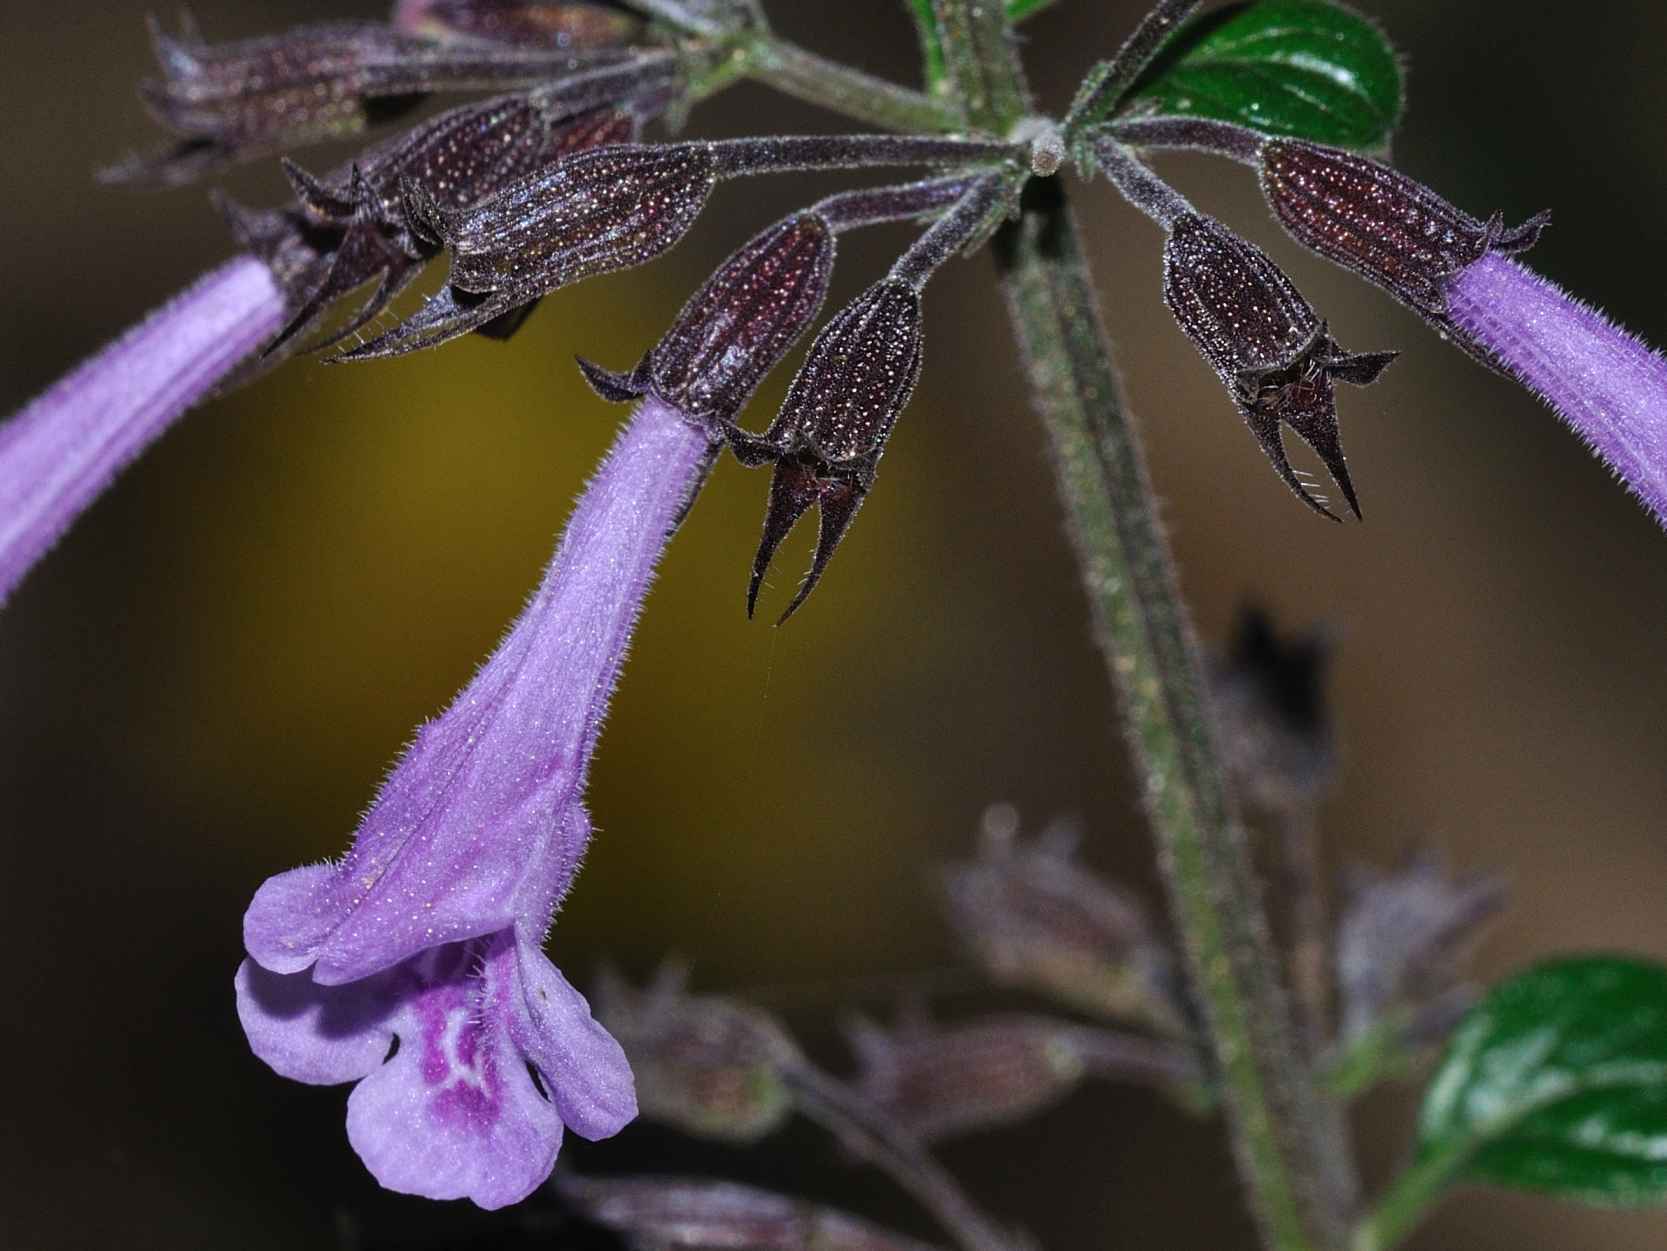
932,0,1031,132
1352,1146,1465,1251
946,9,1359,1248
746,35,963,132
992,174,1355,1251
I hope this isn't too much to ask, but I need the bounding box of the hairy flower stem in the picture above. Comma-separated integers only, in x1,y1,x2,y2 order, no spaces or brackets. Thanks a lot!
707,134,1020,176
746,35,962,133
933,0,1031,134
1066,0,1201,136
993,180,1354,1251
783,1063,1021,1251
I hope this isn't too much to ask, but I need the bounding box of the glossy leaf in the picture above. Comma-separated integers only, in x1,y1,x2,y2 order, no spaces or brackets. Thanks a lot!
1128,0,1402,150
1417,956,1667,1203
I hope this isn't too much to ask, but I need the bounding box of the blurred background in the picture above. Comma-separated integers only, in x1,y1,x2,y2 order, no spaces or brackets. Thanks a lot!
3,2,1666,1248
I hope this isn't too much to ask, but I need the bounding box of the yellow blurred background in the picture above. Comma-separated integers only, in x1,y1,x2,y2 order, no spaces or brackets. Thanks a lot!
3,2,1666,1248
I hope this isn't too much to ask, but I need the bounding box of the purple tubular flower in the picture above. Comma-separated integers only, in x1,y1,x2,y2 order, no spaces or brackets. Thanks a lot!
0,256,283,607
237,395,717,1206
1445,256,1667,528
1261,139,1667,529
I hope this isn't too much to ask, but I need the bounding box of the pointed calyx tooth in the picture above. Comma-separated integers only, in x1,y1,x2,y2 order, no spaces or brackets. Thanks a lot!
737,280,924,623
1161,213,1396,519
1259,139,1550,320
576,353,651,403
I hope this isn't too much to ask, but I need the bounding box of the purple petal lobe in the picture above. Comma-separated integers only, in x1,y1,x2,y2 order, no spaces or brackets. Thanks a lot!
1446,254,1667,531
344,936,563,1209
0,256,283,606
511,937,637,1140
234,958,404,1084
243,862,344,975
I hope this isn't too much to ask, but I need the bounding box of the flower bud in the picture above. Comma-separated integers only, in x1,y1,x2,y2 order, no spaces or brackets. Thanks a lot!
593,966,802,1143
1207,605,1336,815
1162,213,1397,519
445,142,715,292
1335,852,1505,1047
847,1013,1087,1141
134,21,405,161
577,211,836,423
939,816,1186,1035
392,1,645,50
1259,138,1548,354
557,1174,942,1251
734,279,924,622
271,100,636,353
110,17,648,185
340,142,718,359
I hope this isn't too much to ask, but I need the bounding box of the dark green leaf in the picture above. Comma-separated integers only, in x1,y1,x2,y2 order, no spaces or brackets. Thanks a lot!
1127,0,1403,150
1417,956,1667,1204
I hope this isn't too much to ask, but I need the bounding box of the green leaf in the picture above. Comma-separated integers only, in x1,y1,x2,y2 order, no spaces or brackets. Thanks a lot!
1420,956,1667,1202
1360,959,1667,1251
1127,0,1403,150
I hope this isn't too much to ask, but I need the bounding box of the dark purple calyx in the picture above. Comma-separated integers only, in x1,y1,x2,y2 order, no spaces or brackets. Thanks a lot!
578,211,836,422
1163,214,1396,520
1260,140,1549,328
393,1,645,51
105,17,644,185
338,143,718,361
732,279,923,622
270,101,637,355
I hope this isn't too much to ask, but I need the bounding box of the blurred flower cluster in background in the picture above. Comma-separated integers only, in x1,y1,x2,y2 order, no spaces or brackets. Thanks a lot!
3,2,1667,1248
